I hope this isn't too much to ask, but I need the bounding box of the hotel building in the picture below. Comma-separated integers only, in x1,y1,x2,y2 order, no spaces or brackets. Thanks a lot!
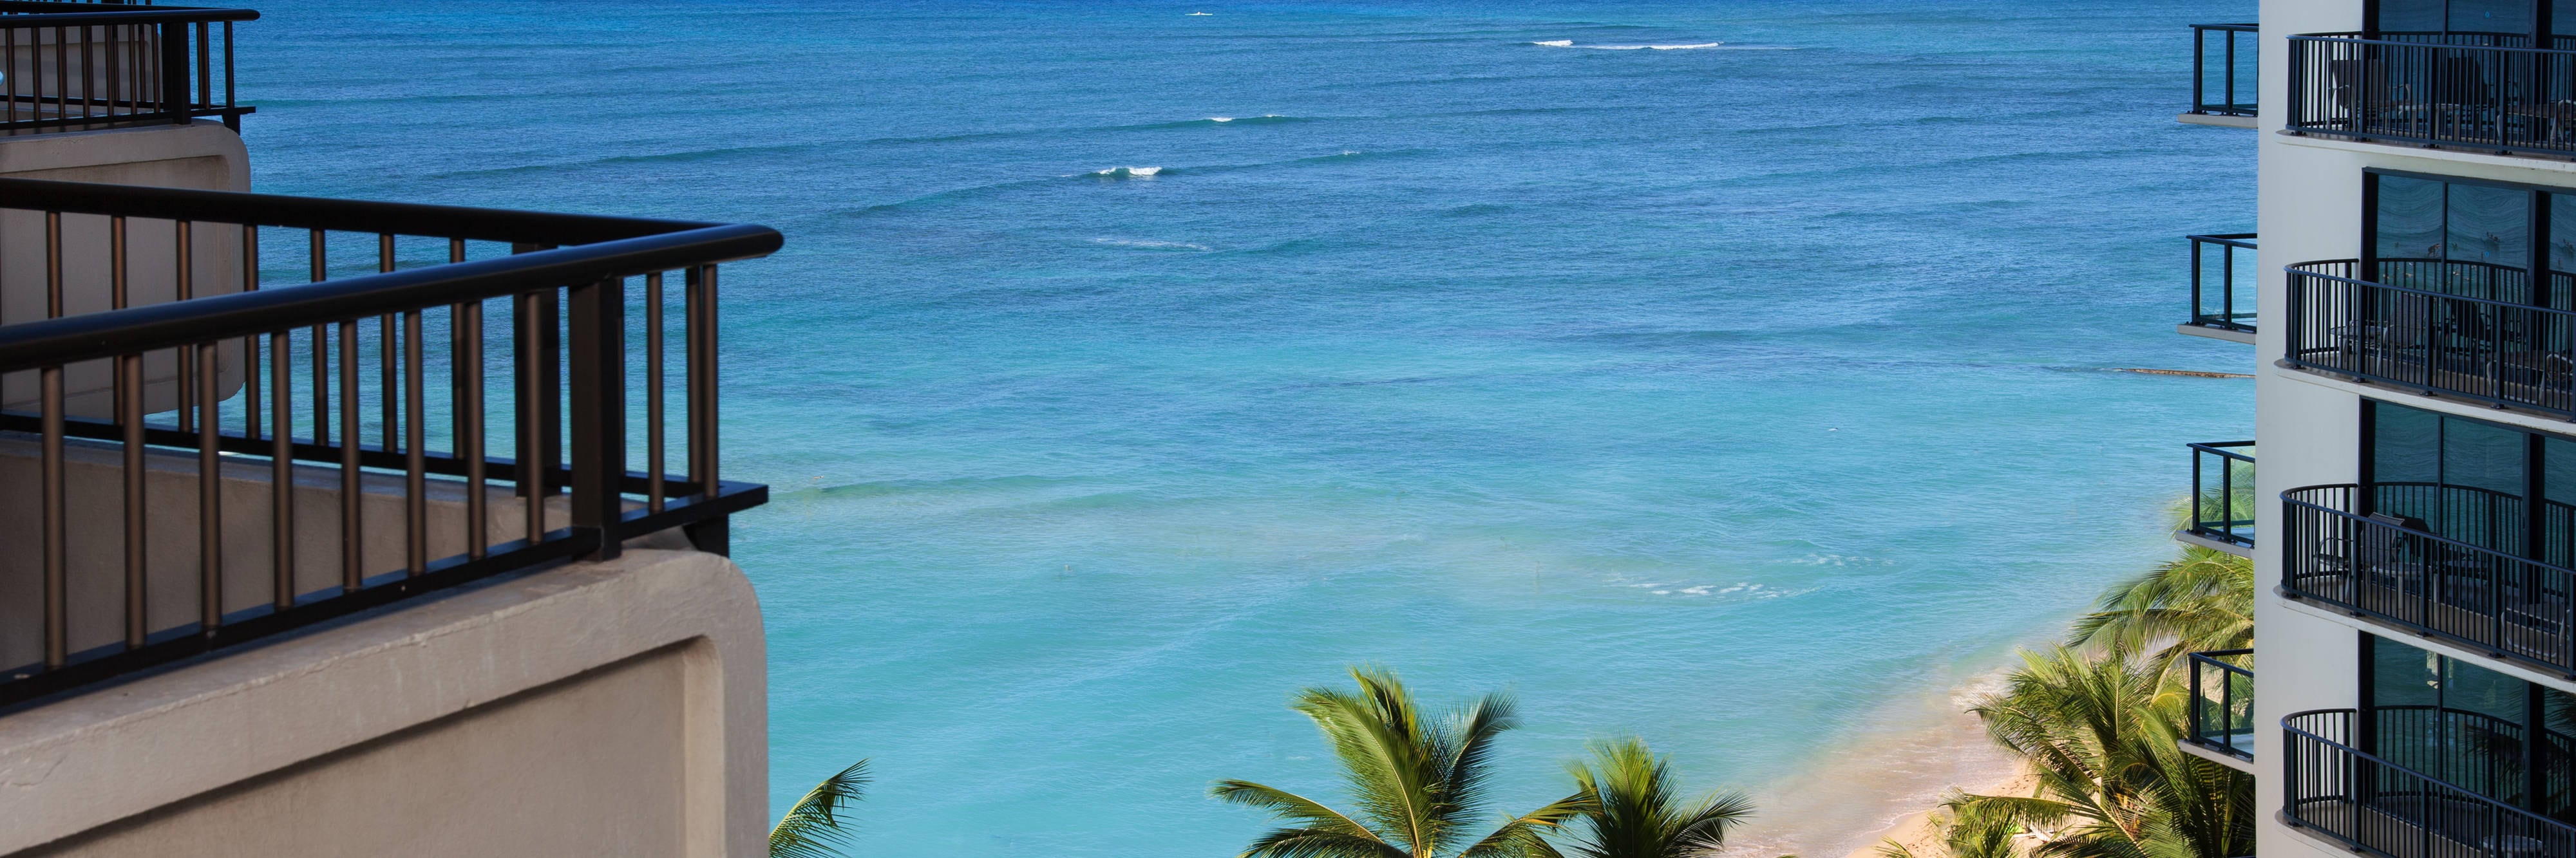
0,3,780,855
2181,0,2576,854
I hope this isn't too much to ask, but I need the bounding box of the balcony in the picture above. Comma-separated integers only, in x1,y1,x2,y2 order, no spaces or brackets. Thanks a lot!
2282,484,2576,678
2287,32,2576,160
2183,234,2257,342
2186,24,2259,127
2184,649,2254,770
1,1,256,134
2284,259,2576,418
2182,441,2255,554
2284,708,2576,857
0,177,779,705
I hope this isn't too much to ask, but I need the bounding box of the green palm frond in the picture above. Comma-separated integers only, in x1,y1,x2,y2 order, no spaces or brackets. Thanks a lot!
1556,738,1751,858
770,759,870,858
1217,666,1586,858
2065,546,2251,669
1958,648,2253,858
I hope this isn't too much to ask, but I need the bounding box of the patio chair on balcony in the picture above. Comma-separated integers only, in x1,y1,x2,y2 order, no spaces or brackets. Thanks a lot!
2432,54,2499,138
2330,57,2411,134
2329,319,2432,375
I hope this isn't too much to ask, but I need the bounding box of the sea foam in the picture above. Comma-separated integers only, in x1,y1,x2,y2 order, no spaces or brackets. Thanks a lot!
1092,166,1162,178
1533,39,1759,50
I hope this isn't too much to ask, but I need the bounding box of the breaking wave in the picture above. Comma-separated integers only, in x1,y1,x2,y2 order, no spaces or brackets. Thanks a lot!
1533,40,1791,50
1092,166,1162,178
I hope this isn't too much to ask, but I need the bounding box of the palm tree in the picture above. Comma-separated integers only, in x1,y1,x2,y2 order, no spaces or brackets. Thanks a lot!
1872,793,2022,858
771,760,870,858
1213,666,1591,858
1947,648,2252,858
1556,738,1753,858
2065,545,2251,670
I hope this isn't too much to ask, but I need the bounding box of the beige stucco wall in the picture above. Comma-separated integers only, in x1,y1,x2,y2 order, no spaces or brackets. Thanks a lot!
0,548,769,857
0,120,251,419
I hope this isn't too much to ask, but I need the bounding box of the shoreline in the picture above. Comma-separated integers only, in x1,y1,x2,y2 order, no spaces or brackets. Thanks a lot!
1713,670,2025,858
1837,762,2038,858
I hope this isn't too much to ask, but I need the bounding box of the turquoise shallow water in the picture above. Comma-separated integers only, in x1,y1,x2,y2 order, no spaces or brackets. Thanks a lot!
241,0,2252,853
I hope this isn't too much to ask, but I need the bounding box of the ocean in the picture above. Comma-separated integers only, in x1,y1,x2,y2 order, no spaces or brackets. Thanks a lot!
238,1,2255,853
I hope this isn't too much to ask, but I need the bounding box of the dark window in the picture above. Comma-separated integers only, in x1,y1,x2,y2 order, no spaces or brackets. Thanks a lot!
2379,0,2447,32
2365,635,2573,814
2375,0,2550,39
2360,170,2545,300
2370,402,2530,552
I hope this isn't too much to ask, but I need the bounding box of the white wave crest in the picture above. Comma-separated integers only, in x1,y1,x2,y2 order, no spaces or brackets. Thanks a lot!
1092,238,1211,251
1534,39,1754,50
1187,11,1212,15
1092,166,1161,178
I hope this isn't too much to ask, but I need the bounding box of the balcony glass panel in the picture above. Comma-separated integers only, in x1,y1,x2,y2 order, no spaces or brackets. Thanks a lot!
2186,234,2257,333
2187,649,2255,760
2190,24,2259,117
2188,442,2256,548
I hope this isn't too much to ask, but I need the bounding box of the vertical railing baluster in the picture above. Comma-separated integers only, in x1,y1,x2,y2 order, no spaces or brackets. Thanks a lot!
516,291,544,546
310,228,329,449
379,234,395,454
193,20,206,109
176,219,193,434
686,265,724,554
647,271,665,513
453,240,487,559
242,224,259,440
338,317,359,592
156,19,181,124
269,328,291,609
222,21,234,129
121,346,144,650
198,340,220,631
41,210,66,667
568,277,625,562
42,364,66,669
404,308,425,575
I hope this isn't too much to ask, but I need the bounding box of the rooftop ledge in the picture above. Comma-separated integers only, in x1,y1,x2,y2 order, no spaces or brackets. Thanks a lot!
0,548,769,857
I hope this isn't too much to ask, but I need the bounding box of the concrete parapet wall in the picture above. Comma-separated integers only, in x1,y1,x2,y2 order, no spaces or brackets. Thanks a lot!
0,548,768,857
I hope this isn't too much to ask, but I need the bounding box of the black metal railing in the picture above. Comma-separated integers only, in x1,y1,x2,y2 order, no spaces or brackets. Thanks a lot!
2188,441,2257,549
0,177,779,706
2186,648,2254,761
2192,24,2259,117
1,1,254,134
2188,233,2257,335
2287,31,2576,158
2286,709,2576,856
2285,259,2576,418
2282,484,2576,678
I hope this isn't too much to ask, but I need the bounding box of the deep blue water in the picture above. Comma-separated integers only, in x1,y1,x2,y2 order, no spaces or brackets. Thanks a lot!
240,1,2254,853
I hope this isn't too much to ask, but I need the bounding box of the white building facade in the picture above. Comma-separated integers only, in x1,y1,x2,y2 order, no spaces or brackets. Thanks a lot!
2205,0,2576,855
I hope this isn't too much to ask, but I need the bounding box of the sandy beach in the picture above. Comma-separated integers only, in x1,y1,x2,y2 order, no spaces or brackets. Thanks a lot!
1839,764,2040,858
1712,670,2027,858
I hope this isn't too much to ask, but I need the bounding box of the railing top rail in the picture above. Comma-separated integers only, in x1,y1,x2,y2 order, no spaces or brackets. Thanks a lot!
2286,259,2576,315
2188,232,2257,247
2188,649,2254,675
2188,440,2256,461
2284,483,2576,571
2193,23,2259,32
0,178,717,247
0,1,258,23
2288,30,2576,53
0,224,780,370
